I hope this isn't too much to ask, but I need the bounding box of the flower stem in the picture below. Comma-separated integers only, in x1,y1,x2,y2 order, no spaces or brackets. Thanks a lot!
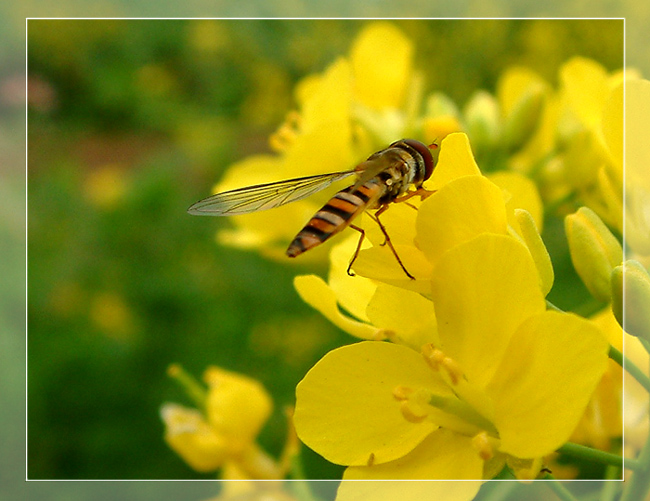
599,465,623,501
167,363,207,411
288,454,323,501
543,474,580,501
557,442,628,470
619,352,650,501
608,345,650,393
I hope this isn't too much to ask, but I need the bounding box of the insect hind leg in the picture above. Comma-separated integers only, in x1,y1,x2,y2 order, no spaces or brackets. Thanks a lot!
347,225,366,277
348,213,415,280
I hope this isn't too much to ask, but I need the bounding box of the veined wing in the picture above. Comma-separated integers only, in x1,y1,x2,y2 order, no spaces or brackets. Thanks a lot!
188,170,357,216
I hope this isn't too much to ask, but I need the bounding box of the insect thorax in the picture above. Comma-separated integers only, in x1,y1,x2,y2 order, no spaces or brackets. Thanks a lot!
376,148,424,204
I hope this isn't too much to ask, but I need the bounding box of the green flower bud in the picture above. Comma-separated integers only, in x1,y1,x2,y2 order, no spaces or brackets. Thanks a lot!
464,90,501,152
425,91,460,118
611,260,650,341
564,207,623,302
501,83,545,154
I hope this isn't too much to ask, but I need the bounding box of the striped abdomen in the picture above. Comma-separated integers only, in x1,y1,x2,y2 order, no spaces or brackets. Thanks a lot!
286,180,385,257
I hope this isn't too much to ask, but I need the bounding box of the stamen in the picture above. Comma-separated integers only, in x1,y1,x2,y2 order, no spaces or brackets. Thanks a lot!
421,344,464,385
472,431,494,461
373,328,396,341
269,111,303,152
400,400,428,423
392,385,413,401
367,453,375,466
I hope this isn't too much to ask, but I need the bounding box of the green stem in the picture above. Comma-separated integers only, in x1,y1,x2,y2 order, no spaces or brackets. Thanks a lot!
608,345,650,393
167,364,207,412
288,454,322,501
557,442,629,470
600,465,623,501
619,355,650,501
543,474,580,501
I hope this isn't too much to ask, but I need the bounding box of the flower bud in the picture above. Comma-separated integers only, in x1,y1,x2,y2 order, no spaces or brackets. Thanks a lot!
464,90,500,151
611,260,650,341
565,207,623,302
501,83,545,154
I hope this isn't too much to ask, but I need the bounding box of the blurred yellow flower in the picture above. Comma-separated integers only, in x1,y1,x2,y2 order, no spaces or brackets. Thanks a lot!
83,163,129,210
294,234,609,482
206,22,428,261
161,365,292,479
89,291,136,340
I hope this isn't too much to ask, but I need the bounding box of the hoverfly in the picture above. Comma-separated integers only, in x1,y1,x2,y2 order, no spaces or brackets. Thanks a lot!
188,139,438,279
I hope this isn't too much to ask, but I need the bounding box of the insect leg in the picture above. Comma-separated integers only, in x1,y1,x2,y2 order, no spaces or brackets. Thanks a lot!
347,225,366,277
367,210,415,280
393,187,437,204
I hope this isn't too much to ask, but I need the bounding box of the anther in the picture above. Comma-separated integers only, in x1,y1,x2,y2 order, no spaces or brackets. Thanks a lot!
421,344,464,385
400,400,428,423
392,385,413,401
472,431,494,461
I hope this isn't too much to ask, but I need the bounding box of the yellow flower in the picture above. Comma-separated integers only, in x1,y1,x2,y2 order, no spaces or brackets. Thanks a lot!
161,365,284,479
294,133,552,346
603,78,650,258
294,234,609,483
210,22,419,261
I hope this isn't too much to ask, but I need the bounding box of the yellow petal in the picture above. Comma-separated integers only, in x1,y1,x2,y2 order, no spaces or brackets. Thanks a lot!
299,58,352,133
293,275,382,340
352,244,433,295
336,479,481,501
328,234,377,323
342,429,484,481
487,171,544,231
366,283,438,349
423,132,481,191
623,79,650,192
350,22,413,109
560,57,610,130
514,208,554,296
486,311,609,458
294,341,450,466
431,234,546,386
160,403,227,472
417,176,508,267
203,367,272,452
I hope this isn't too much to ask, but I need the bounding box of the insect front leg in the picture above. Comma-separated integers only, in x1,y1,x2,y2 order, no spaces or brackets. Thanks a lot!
393,187,437,205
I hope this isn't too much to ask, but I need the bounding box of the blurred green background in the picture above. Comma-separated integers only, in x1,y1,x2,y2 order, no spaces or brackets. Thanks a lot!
27,19,624,480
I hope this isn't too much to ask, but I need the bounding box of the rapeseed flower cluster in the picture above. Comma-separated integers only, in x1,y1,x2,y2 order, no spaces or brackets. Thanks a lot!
171,21,650,501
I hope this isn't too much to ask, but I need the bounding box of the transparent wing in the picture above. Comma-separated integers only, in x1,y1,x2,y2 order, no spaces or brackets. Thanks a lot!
187,170,358,216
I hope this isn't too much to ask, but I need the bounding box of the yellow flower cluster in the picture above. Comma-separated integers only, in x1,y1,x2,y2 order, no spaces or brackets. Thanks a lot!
293,133,610,490
175,20,650,499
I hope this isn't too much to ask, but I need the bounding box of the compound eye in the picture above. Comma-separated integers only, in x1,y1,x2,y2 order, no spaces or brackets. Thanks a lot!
399,139,435,180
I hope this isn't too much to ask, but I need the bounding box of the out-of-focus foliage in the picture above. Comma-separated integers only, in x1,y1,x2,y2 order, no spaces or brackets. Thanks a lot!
27,19,624,480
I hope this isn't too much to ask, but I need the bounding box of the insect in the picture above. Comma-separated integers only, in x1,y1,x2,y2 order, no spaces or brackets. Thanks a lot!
188,139,438,279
